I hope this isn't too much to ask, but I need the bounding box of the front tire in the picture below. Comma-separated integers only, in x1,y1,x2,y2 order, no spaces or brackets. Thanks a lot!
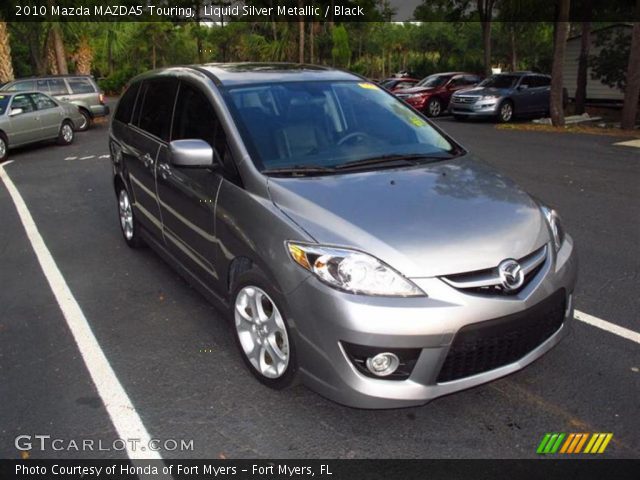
231,270,298,389
497,100,514,123
117,186,144,248
426,97,442,117
57,121,74,145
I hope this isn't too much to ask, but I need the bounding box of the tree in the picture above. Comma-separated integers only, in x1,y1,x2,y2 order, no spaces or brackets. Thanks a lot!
331,25,350,67
621,2,640,129
574,0,593,114
477,0,496,76
550,0,570,127
298,0,305,63
0,20,15,82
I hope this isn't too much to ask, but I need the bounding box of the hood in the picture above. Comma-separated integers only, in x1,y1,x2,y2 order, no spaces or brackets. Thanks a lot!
397,86,436,95
455,86,511,96
268,156,549,278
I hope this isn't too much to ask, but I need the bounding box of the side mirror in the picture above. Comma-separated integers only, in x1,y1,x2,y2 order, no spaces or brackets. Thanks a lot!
9,108,23,116
169,139,218,168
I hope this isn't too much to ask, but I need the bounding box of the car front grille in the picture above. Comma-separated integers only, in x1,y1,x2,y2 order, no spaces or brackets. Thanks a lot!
437,288,566,383
453,96,478,104
441,245,548,296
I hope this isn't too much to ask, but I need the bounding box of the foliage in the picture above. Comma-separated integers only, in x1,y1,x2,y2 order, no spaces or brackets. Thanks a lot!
590,27,632,92
331,25,350,67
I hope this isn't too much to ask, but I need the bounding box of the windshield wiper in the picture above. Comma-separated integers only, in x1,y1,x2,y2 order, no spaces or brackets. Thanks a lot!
262,165,336,176
333,153,455,171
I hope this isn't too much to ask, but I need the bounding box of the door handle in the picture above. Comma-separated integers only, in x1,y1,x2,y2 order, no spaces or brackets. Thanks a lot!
158,163,171,178
142,153,153,167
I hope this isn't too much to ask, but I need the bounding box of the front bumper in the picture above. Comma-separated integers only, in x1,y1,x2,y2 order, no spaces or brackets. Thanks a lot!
450,101,499,117
285,237,577,408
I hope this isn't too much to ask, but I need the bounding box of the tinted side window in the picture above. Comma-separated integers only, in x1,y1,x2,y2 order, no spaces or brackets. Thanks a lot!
36,79,50,92
136,78,178,141
48,79,68,95
172,83,216,146
31,93,57,110
520,76,534,88
535,76,551,87
68,77,95,94
12,94,36,113
8,81,35,92
114,82,140,124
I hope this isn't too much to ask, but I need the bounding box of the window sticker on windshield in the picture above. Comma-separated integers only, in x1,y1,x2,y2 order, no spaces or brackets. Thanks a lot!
408,115,427,127
358,82,379,90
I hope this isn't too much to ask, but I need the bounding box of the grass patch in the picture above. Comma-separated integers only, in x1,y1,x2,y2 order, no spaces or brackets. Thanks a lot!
496,123,640,138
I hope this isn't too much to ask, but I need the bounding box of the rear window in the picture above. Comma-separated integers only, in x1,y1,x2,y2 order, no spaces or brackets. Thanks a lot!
114,82,140,124
0,95,10,115
68,77,95,94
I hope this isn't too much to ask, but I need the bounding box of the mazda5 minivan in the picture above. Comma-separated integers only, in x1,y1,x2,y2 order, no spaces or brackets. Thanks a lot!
109,64,577,408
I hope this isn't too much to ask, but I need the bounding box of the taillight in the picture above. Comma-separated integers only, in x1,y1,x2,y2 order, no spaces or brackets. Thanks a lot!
99,93,105,104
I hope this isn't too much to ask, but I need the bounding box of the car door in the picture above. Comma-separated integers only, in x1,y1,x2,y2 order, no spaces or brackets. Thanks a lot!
512,75,535,113
125,77,179,239
155,81,223,290
531,75,551,114
30,92,61,139
7,94,41,146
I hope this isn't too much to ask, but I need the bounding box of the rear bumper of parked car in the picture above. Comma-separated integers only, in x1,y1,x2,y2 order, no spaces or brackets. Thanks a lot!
450,101,500,117
89,104,110,118
286,237,577,409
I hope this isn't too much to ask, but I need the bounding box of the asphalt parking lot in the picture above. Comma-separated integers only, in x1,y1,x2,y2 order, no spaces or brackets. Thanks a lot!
1,104,638,459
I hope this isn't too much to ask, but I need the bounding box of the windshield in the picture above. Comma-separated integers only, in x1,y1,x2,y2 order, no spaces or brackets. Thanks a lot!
0,95,10,115
416,75,450,88
478,75,519,89
226,81,456,171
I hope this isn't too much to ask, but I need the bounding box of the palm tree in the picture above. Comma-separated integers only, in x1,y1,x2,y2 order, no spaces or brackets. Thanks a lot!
0,20,15,83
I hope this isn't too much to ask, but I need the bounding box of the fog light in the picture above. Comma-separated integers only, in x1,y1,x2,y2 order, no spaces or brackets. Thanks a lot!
366,352,400,377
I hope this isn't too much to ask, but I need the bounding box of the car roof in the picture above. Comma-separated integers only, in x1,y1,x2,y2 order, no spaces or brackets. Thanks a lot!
138,63,364,87
8,75,93,81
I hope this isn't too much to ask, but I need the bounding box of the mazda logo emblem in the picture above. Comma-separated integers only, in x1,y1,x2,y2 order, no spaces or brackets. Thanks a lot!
498,259,524,291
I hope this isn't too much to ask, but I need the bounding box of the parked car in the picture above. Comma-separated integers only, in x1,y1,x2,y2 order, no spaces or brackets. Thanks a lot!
450,72,553,122
110,63,576,408
0,91,81,162
395,72,481,117
379,77,420,92
0,75,109,131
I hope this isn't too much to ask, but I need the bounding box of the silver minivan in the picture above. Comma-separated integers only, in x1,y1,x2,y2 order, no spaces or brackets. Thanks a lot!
1,75,110,131
110,64,577,408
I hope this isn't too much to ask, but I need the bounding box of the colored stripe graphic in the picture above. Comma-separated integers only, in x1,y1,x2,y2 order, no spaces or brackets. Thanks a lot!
538,433,613,454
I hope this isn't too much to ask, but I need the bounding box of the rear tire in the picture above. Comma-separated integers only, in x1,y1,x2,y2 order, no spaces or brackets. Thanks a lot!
117,186,145,248
230,269,298,390
0,133,8,162
57,121,74,145
77,109,92,131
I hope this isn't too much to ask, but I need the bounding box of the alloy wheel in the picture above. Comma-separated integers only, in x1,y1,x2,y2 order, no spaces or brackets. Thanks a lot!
428,99,441,117
62,124,74,143
118,189,134,241
0,138,6,160
500,103,513,122
234,286,290,379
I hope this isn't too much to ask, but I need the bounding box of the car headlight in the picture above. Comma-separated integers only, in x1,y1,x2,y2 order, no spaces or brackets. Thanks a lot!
480,94,499,100
287,242,425,297
541,206,565,252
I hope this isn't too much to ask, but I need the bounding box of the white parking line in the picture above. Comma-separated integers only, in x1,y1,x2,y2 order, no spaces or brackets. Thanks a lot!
65,154,110,161
575,310,640,345
79,155,95,160
0,163,161,461
64,156,78,161
613,139,640,148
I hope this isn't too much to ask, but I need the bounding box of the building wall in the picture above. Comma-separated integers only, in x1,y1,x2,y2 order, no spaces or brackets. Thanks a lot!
563,26,631,102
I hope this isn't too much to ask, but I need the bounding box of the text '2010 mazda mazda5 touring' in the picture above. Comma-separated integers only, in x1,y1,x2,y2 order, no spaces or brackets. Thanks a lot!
109,63,577,409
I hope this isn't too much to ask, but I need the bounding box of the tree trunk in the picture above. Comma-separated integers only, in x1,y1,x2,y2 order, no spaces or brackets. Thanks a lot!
481,21,492,76
152,42,157,69
550,0,570,127
195,1,203,63
621,18,640,130
309,20,315,64
74,36,93,75
107,30,114,76
51,25,68,74
0,21,15,83
509,25,517,71
46,31,59,75
298,0,305,64
574,20,591,114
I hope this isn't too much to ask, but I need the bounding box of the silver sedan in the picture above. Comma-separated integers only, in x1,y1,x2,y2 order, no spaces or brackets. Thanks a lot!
0,91,83,162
